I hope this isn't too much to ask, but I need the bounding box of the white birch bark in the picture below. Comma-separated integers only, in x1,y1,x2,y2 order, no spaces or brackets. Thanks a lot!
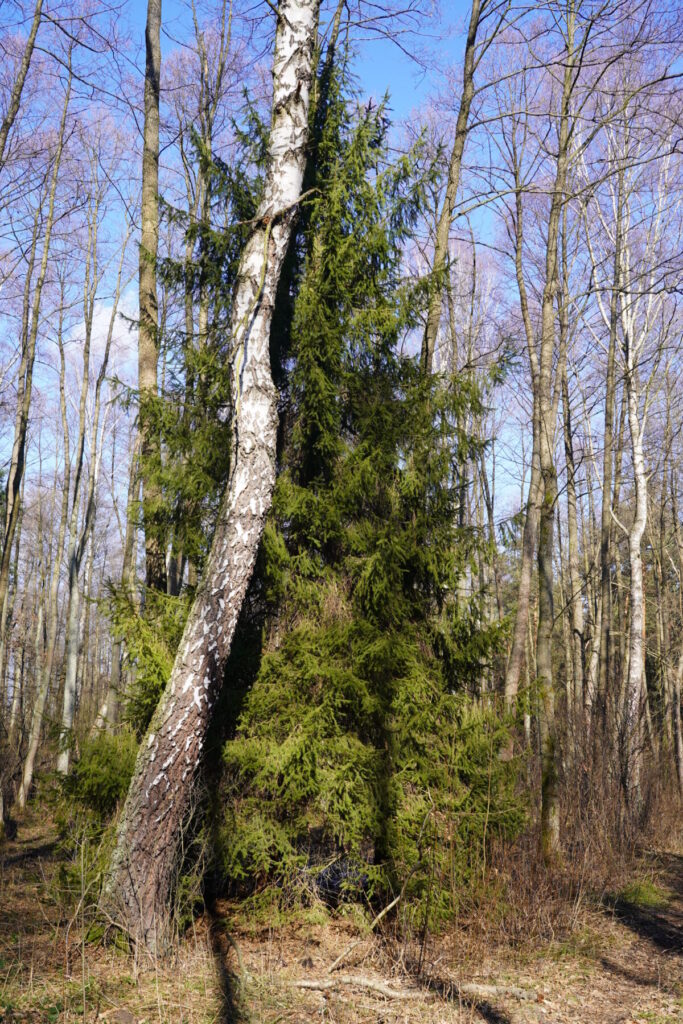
57,221,129,772
612,141,675,810
103,0,320,951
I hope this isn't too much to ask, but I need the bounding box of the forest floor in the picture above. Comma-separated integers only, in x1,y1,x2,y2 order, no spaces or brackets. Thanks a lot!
0,810,681,1024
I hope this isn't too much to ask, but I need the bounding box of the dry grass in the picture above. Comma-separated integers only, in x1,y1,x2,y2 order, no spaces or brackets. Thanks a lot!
1,805,681,1024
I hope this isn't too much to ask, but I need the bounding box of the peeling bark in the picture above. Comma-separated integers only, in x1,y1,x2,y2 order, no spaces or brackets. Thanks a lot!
102,0,320,951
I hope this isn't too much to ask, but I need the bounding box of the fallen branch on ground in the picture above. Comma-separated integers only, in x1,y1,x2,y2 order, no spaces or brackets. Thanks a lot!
291,974,537,1002
327,892,402,974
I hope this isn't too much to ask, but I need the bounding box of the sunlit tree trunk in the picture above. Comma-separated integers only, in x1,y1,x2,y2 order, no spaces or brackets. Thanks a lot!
93,435,140,733
139,0,165,592
504,117,542,706
18,287,72,808
57,213,129,772
0,0,43,169
622,358,647,809
559,280,584,740
536,0,577,863
421,0,482,373
0,59,71,664
102,0,320,952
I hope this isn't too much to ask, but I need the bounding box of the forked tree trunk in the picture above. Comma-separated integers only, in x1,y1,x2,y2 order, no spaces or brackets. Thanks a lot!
102,0,320,951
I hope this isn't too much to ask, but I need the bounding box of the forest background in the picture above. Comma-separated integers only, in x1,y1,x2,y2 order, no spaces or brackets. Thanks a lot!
0,0,681,1003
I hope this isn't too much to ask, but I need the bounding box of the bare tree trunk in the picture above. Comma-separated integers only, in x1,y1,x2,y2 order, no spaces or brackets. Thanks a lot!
17,292,72,807
421,0,482,373
612,394,627,730
560,354,584,741
139,0,165,593
2,482,25,728
622,369,647,810
670,471,683,793
0,0,43,169
94,435,140,733
536,0,576,863
0,60,71,644
595,179,622,747
102,0,320,952
504,123,542,705
57,222,127,772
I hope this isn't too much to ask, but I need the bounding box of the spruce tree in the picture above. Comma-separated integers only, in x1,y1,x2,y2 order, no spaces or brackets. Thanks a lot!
219,78,523,926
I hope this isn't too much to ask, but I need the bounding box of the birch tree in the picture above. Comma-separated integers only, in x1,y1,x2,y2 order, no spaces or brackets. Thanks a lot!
0,54,72,673
103,0,321,951
613,140,678,810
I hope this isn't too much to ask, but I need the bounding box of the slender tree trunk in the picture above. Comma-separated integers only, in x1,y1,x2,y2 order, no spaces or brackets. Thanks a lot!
57,217,127,771
594,181,622,747
612,393,627,730
421,0,482,373
623,370,647,810
561,363,584,741
102,0,320,952
2,485,25,726
139,0,165,592
94,436,140,733
0,0,43,169
670,473,683,793
537,401,560,863
504,130,542,705
0,62,71,642
18,293,72,808
535,0,576,863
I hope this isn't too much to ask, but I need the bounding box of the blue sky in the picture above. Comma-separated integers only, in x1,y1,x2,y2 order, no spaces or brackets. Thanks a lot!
124,1,471,125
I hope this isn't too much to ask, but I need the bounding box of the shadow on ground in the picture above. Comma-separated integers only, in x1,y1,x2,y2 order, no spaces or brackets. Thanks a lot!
206,903,249,1023
418,976,513,1024
606,853,683,955
1,839,57,866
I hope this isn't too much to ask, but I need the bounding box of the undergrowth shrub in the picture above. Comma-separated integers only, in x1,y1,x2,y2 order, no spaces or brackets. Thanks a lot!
108,588,192,736
62,731,138,818
42,731,137,926
52,730,208,941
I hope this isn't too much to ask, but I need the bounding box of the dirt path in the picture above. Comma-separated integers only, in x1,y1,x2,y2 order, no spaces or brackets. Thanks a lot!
0,814,681,1024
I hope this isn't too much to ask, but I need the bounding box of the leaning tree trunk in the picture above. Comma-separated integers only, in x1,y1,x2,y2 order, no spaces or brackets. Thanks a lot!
102,0,320,952
0,0,43,170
